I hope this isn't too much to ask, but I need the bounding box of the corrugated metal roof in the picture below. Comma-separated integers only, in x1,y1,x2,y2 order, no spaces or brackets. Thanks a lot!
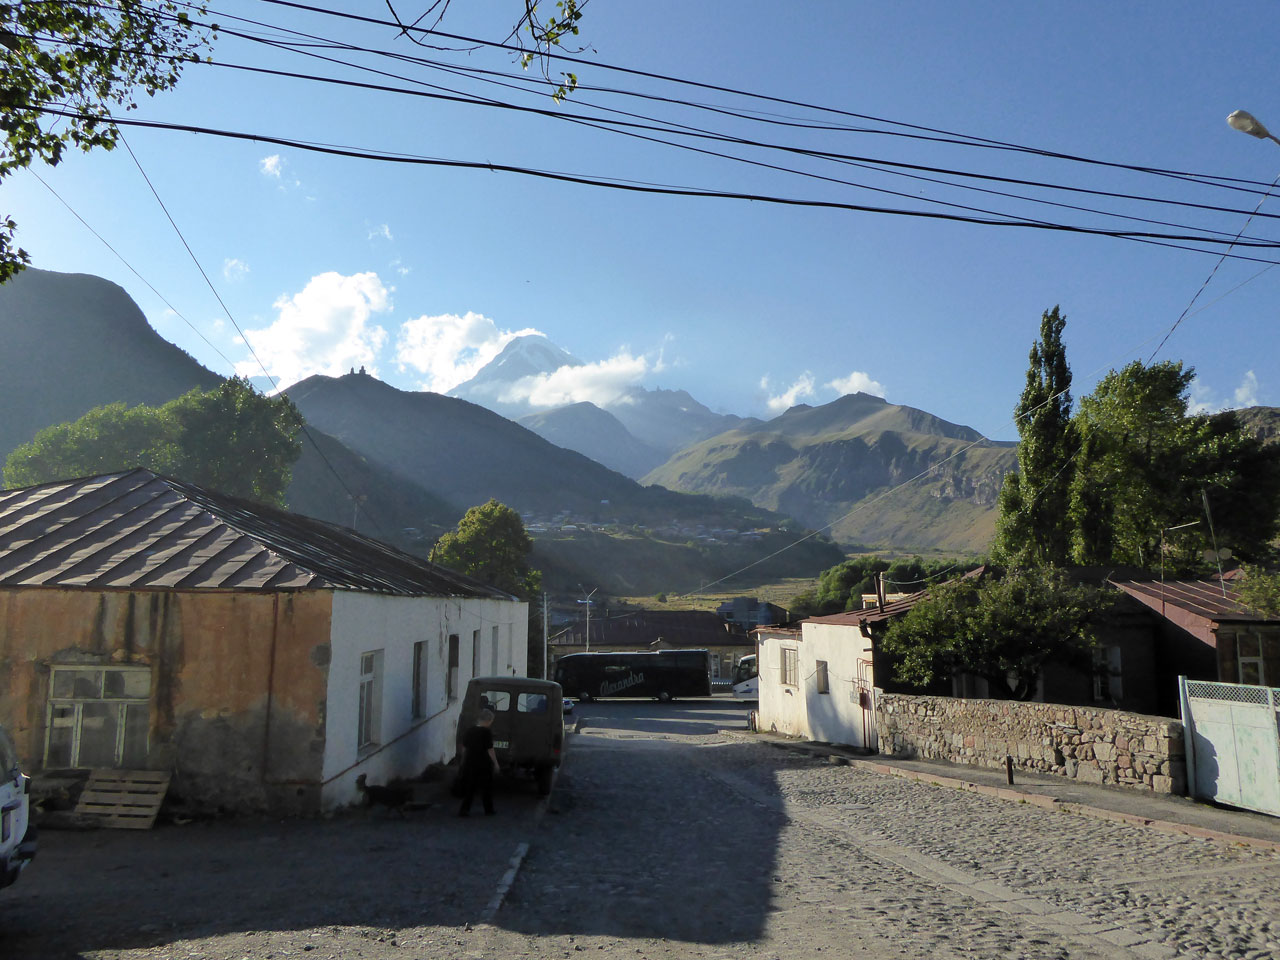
0,469,511,598
1109,576,1268,625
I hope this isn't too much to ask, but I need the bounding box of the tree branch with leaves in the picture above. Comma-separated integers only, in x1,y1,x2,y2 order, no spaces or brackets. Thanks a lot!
880,567,1113,701
0,1,216,280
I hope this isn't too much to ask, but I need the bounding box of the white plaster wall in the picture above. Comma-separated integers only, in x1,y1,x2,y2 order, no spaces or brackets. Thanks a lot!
801,622,877,749
756,629,809,738
322,592,528,810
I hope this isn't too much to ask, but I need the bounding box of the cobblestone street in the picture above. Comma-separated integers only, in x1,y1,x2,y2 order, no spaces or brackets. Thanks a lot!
5,698,1280,959
490,700,1280,960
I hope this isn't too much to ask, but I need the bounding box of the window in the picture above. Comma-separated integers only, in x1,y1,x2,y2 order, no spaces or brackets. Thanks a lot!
412,641,428,719
781,647,799,687
447,635,460,701
472,629,482,678
517,693,548,713
357,650,384,750
1091,645,1123,702
815,660,830,694
46,666,151,769
479,690,512,712
1238,633,1266,686
491,626,500,676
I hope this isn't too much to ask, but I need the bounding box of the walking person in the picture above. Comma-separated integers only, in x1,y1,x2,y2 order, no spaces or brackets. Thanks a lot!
458,708,500,816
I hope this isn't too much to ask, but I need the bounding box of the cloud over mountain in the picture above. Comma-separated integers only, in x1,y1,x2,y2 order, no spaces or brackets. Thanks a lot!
236,271,390,387
395,311,540,393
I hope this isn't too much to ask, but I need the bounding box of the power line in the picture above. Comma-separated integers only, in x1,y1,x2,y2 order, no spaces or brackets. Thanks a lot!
1147,170,1280,362
113,130,393,538
31,105,1280,262
243,0,1280,199
26,169,240,372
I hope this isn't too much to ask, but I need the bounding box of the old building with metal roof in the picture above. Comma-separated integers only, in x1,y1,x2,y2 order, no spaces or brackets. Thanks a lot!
0,470,529,814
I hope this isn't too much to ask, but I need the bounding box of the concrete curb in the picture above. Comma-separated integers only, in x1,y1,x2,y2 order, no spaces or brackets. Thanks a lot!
480,841,529,922
754,736,1280,855
477,728,573,923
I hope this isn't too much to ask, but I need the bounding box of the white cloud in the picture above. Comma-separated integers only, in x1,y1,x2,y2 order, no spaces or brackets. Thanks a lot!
222,258,249,282
368,223,394,242
763,372,817,413
390,257,411,277
235,271,391,387
395,312,540,393
506,351,652,409
1188,371,1262,414
827,370,886,398
1234,370,1259,408
259,154,283,178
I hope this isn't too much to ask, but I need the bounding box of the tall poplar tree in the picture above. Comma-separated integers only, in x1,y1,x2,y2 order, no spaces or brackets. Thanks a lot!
992,306,1075,566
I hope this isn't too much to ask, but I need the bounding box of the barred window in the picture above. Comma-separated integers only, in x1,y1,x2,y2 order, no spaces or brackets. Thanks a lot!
781,647,799,687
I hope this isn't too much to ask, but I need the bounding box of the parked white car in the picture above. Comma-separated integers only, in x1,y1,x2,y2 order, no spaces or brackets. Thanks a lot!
0,724,36,889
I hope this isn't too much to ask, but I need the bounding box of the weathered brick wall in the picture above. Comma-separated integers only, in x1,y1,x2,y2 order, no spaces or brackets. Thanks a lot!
875,693,1187,794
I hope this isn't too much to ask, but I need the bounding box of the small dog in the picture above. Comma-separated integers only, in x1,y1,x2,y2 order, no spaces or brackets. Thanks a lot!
355,774,413,816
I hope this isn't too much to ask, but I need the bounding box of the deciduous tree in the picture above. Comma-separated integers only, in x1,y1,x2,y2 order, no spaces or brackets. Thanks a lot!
431,499,542,598
3,378,304,505
880,567,1112,700
1,1,215,279
1069,361,1280,568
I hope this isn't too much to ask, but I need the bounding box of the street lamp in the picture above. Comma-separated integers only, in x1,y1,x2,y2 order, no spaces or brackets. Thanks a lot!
1227,110,1280,146
577,586,598,653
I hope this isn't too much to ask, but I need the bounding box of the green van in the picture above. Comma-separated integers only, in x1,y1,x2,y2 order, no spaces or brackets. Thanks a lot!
455,677,565,795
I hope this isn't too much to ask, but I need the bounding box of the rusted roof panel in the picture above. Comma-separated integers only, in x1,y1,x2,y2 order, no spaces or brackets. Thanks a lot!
0,469,510,598
1109,576,1268,625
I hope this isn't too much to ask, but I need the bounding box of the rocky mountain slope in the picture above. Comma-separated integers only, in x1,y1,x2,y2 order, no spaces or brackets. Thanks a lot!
643,392,1017,553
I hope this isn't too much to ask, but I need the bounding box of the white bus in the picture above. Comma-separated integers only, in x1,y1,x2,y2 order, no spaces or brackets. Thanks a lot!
731,654,758,701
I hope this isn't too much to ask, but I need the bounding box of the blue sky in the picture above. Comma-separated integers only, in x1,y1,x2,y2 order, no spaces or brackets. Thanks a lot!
8,1,1280,440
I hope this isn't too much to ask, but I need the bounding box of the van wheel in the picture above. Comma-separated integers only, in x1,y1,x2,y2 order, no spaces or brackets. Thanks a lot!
657,691,672,703
535,766,553,796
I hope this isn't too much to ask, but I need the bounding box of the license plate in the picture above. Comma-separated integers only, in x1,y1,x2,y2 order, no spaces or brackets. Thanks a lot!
493,740,509,749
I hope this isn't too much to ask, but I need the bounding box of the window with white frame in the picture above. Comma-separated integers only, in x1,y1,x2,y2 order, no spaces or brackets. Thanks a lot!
357,650,384,750
45,665,151,769
815,660,830,694
1237,633,1266,686
781,646,799,687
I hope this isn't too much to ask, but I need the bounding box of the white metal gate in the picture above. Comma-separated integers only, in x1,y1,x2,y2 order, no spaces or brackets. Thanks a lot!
1179,677,1280,818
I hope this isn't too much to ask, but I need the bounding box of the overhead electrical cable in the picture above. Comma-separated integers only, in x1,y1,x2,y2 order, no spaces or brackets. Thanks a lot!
30,104,1280,263
112,130,394,538
145,27,1276,241
243,0,1280,197
27,168,239,372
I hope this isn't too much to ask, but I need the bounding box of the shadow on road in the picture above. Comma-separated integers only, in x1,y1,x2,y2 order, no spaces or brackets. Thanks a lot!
1,786,541,960
495,727,781,944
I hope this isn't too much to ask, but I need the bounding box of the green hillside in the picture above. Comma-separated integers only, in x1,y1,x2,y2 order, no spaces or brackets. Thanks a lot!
644,393,1016,553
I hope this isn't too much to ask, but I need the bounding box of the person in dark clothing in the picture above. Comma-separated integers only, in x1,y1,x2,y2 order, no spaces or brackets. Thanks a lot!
458,708,500,816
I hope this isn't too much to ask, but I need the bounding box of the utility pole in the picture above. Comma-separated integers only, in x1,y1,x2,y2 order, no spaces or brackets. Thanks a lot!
579,586,598,653
542,591,550,680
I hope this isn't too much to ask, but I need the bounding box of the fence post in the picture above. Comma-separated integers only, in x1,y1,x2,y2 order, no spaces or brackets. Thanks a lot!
1177,675,1198,800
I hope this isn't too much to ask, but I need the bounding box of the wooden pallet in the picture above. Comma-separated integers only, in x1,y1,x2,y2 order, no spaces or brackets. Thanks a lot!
74,770,170,829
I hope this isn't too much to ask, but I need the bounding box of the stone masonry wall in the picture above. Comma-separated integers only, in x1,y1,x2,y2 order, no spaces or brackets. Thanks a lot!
875,693,1187,794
